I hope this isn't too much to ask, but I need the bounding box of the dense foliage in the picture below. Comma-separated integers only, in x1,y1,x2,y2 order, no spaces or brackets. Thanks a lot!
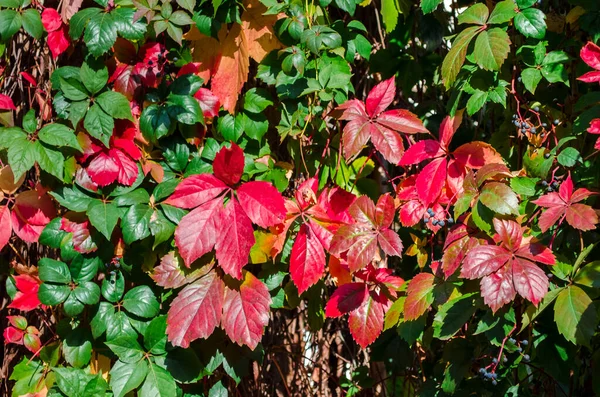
1,0,600,395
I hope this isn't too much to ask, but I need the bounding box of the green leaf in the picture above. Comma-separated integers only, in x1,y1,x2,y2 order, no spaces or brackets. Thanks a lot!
96,91,134,120
50,186,96,212
69,99,91,127
510,177,538,196
34,141,65,180
22,109,37,134
487,0,516,24
39,258,71,284
69,8,102,39
301,25,342,54
521,68,542,94
442,26,481,88
38,123,83,151
113,189,150,206
86,201,120,240
84,103,114,147
458,3,489,25
208,381,228,397
80,59,109,95
112,7,147,40
479,182,519,216
38,283,71,305
140,363,177,397
554,285,598,347
514,8,546,39
63,328,93,368
53,367,93,396
381,0,399,32
574,261,600,289
73,282,101,305
7,137,36,182
140,104,173,142
466,90,487,115
167,94,202,124
217,113,244,142
106,311,138,341
123,285,160,318
149,210,176,249
244,88,274,114
144,315,167,355
433,293,478,340
420,0,442,14
557,147,582,167
177,0,195,13
0,10,22,40
70,256,100,283
21,9,43,39
170,74,203,96
60,77,89,101
39,218,69,248
84,12,118,57
473,28,511,71
102,270,125,302
9,358,44,396
64,292,86,316
515,0,536,8
109,360,148,397
122,204,153,244
105,336,145,363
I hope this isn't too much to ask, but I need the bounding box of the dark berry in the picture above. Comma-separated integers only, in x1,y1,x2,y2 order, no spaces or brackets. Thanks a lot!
503,356,508,363
530,127,536,133
173,56,179,61
518,77,522,82
492,380,498,386
544,153,551,159
424,217,430,223
540,132,545,138
523,354,530,361
547,273,553,278
553,119,560,125
438,220,445,227
447,217,454,225
521,340,529,346
509,338,516,344
541,180,548,186
542,122,548,127
547,187,554,192
427,208,434,216
551,181,559,189
492,358,498,364
491,373,498,380
484,372,493,379
534,106,540,112
148,60,153,65
517,347,523,353
431,219,438,226
514,120,520,127
479,368,486,375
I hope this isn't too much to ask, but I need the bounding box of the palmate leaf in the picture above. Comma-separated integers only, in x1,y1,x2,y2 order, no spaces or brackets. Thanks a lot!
442,26,481,88
554,285,598,346
404,273,435,320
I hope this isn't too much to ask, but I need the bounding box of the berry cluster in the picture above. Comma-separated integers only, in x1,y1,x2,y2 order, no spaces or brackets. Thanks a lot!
423,208,454,227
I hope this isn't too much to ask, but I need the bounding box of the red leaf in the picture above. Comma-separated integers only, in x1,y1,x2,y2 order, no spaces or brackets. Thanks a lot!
376,109,428,134
215,198,255,279
415,157,447,205
578,71,600,83
403,273,435,320
47,27,70,59
370,123,405,164
152,251,193,289
194,88,220,119
325,282,368,317
515,242,555,265
398,200,426,227
174,199,222,266
348,294,388,348
221,271,271,350
511,258,548,306
453,142,503,169
167,270,225,348
237,181,286,228
532,192,563,208
24,333,42,353
460,245,511,279
399,140,443,166
493,218,523,251
41,8,62,31
580,42,600,71
438,111,463,150
290,224,326,294
330,224,378,272
87,152,120,186
3,327,24,345
566,203,598,231
110,148,138,186
111,121,142,160
166,174,228,209
0,94,16,110
365,77,396,118
61,217,96,254
378,228,403,257
20,72,37,87
374,192,395,229
0,205,12,251
342,119,371,161
11,190,56,243
8,274,42,312
213,143,244,186
480,264,516,313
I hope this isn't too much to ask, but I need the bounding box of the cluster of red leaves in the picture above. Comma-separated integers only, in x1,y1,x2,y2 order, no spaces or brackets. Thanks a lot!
77,121,142,188
166,143,286,279
3,315,42,354
460,218,555,312
7,274,43,312
532,174,598,232
61,214,97,253
41,8,70,58
579,42,600,149
325,265,403,348
336,77,428,164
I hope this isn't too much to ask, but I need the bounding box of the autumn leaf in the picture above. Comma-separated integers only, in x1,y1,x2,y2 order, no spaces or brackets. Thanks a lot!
184,0,282,113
